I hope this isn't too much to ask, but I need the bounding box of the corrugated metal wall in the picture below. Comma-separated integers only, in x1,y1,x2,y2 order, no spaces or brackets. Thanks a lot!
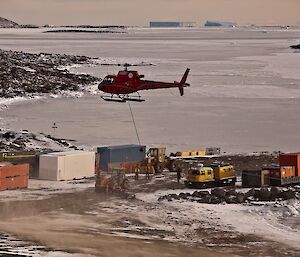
97,145,146,171
0,164,29,190
279,153,300,177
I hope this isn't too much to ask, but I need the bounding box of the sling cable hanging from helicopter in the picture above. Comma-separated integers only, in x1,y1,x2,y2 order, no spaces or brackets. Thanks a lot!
128,101,141,145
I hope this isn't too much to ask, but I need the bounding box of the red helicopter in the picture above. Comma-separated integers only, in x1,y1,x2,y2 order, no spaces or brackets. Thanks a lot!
98,64,190,102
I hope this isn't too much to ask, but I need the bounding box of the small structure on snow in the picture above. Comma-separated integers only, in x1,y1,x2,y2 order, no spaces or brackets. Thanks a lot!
39,151,95,181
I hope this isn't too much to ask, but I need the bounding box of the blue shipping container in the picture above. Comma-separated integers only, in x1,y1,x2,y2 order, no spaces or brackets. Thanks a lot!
97,144,146,171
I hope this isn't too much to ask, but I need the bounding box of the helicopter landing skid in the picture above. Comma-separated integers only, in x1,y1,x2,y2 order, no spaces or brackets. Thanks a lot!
100,94,145,103
123,96,145,102
101,95,126,103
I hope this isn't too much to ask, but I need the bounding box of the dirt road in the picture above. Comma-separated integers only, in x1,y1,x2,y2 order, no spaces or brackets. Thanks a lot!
0,191,228,257
0,177,298,257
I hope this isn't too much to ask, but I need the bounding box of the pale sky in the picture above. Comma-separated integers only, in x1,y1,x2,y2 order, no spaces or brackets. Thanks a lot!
1,0,299,26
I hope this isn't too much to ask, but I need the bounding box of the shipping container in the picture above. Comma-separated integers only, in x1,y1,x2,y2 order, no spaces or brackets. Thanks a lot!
279,153,300,177
269,166,295,179
150,21,196,28
150,21,181,28
205,21,237,27
280,166,295,178
268,165,296,186
212,164,235,181
0,163,29,179
205,147,221,156
0,151,39,178
107,161,145,173
0,163,29,191
39,151,95,181
0,175,28,191
95,152,100,174
97,145,146,172
175,150,206,157
242,170,270,187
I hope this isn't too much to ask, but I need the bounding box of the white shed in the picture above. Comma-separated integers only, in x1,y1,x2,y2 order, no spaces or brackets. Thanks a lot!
39,151,95,181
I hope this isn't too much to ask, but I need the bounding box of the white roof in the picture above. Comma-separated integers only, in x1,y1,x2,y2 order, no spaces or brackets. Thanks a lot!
42,151,94,157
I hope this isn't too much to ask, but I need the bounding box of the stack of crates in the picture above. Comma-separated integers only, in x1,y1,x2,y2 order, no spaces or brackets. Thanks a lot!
0,163,29,190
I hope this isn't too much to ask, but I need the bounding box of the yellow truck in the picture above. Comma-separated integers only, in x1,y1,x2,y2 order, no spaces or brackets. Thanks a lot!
185,166,215,188
185,163,236,188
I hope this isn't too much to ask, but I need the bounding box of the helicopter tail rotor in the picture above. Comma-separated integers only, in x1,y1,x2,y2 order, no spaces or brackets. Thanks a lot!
178,68,190,96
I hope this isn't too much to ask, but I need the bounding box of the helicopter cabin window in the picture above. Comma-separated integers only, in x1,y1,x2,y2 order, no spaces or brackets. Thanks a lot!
119,71,128,76
104,77,114,84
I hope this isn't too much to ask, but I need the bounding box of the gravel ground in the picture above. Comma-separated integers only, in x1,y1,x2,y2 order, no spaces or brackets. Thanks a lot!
0,170,298,257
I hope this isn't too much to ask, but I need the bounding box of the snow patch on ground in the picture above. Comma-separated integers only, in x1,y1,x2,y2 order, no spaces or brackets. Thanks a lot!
0,91,84,111
81,82,101,95
0,179,95,202
239,53,300,80
0,96,38,110
136,189,300,250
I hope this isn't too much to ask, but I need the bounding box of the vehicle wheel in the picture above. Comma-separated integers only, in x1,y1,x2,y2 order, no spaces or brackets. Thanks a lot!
184,181,191,188
229,180,236,186
122,178,130,190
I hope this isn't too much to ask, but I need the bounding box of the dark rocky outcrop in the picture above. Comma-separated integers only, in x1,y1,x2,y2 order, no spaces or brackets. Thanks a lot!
290,44,300,50
0,129,82,152
0,17,19,28
0,49,100,98
158,187,299,204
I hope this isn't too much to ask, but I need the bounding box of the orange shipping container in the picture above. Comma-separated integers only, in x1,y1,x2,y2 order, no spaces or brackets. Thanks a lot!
279,153,300,177
0,164,29,179
0,175,28,191
280,166,295,178
269,166,295,179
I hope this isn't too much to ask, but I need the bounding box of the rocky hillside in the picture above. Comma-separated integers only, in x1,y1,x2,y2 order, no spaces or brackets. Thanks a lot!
0,49,100,98
0,17,19,28
0,129,82,152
